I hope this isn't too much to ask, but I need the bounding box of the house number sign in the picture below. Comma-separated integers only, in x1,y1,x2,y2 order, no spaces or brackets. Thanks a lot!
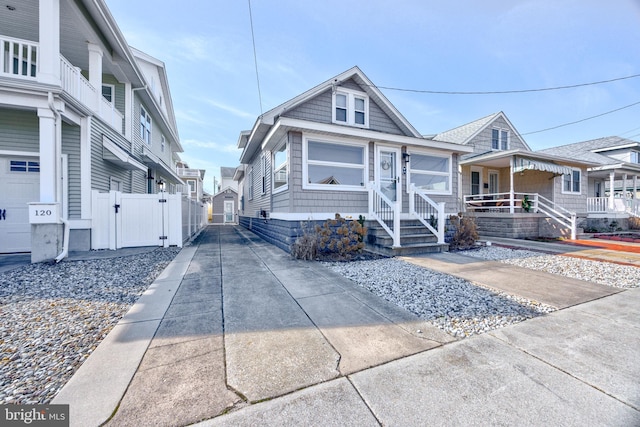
28,203,60,224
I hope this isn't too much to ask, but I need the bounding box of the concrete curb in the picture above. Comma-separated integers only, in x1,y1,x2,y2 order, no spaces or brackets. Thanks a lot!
52,246,197,427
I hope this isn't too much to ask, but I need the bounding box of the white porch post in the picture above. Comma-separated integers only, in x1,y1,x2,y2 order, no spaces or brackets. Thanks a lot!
80,116,92,219
623,173,628,210
37,108,58,202
608,171,615,211
124,83,133,139
509,157,515,214
634,175,638,199
38,0,61,86
88,44,103,112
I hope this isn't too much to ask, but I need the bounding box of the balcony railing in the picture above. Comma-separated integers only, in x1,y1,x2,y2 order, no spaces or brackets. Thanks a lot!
2,35,123,134
177,168,201,178
1,35,38,79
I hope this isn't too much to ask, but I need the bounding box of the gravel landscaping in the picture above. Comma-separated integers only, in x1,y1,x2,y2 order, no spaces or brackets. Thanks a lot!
0,248,180,405
323,245,639,339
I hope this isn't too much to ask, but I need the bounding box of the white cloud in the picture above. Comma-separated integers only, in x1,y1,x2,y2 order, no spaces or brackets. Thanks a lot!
204,99,255,119
182,138,241,154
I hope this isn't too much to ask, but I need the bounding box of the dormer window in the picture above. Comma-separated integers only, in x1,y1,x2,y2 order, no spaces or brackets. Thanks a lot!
332,88,369,127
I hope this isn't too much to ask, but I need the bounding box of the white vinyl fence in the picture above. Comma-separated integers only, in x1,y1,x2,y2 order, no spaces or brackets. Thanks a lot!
91,191,206,250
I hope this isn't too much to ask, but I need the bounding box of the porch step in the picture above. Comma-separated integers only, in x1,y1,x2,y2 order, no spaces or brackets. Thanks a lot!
365,220,448,256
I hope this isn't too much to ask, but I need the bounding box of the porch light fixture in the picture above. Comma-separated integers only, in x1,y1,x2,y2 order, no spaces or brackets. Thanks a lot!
157,180,165,191
402,152,410,163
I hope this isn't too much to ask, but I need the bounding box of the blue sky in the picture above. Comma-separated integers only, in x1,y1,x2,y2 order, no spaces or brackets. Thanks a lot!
105,0,640,193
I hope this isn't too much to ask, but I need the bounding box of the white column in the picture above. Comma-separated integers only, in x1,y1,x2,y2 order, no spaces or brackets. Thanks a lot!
509,157,515,213
37,108,58,203
124,82,132,139
634,175,638,199
87,43,103,112
608,171,615,211
623,173,628,206
38,0,61,86
80,117,92,219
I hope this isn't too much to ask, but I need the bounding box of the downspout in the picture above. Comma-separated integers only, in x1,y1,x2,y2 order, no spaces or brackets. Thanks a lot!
48,92,68,263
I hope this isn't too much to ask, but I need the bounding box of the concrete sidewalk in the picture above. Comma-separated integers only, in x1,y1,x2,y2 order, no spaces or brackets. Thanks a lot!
53,226,640,426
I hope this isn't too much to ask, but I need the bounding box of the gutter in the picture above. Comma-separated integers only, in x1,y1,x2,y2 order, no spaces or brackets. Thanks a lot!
48,92,69,263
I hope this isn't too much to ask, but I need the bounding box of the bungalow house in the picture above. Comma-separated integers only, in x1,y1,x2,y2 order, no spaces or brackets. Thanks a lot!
540,136,640,230
211,166,239,224
0,0,184,261
432,112,596,239
235,66,474,254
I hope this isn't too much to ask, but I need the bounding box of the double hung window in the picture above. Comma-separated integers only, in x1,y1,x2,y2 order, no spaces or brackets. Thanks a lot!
273,143,288,192
332,89,369,127
563,169,581,194
491,129,509,150
304,137,367,190
140,107,152,145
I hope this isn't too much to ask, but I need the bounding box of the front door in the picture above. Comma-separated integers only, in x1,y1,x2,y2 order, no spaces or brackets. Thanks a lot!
224,200,234,223
376,146,402,205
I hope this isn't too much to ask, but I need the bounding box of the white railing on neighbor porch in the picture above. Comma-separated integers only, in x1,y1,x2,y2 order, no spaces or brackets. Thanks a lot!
409,184,445,244
177,168,202,177
0,36,38,79
368,182,400,247
536,194,577,240
587,197,640,217
464,192,531,212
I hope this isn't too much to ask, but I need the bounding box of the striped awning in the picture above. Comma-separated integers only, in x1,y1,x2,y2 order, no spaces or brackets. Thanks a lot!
513,157,573,175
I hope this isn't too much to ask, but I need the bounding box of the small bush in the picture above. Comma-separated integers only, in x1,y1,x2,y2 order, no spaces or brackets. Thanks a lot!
448,213,478,251
629,216,640,230
290,221,318,260
316,214,367,260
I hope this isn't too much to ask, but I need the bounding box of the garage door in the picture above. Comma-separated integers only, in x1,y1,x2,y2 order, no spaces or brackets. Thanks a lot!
0,157,39,253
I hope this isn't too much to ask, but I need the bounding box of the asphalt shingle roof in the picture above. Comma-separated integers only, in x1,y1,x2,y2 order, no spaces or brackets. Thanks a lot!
538,136,639,165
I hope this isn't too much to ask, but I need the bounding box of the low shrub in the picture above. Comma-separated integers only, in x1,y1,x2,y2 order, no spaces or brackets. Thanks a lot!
290,214,367,261
448,213,478,251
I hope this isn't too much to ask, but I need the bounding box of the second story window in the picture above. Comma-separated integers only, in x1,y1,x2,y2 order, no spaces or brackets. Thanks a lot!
332,88,369,128
187,179,196,193
102,84,114,104
161,135,166,152
492,129,509,150
140,107,152,145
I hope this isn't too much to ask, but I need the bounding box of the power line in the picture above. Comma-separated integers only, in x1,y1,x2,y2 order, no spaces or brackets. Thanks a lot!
521,100,640,135
248,0,263,115
371,73,640,95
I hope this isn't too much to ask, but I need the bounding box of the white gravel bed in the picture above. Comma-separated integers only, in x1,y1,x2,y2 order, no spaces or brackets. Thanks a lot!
322,258,556,339
465,246,640,289
0,248,180,405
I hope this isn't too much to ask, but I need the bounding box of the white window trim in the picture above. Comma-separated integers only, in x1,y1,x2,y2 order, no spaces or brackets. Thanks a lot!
102,84,115,105
248,167,254,200
260,153,267,195
488,169,499,195
160,135,166,153
562,168,582,195
406,148,452,195
272,141,288,194
331,88,369,128
302,134,369,192
470,166,484,196
491,128,509,151
140,106,152,146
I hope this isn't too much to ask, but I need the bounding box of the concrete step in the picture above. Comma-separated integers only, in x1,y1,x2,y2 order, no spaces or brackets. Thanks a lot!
366,242,449,257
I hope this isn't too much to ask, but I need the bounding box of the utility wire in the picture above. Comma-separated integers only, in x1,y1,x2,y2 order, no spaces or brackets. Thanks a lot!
521,100,640,135
248,0,263,114
371,73,640,95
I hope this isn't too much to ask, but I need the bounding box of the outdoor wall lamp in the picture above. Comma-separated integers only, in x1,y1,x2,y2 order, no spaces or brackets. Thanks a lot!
157,180,165,191
402,152,410,174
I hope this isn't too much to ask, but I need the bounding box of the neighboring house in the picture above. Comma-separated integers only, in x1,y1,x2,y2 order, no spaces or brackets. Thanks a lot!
176,161,206,201
235,66,473,254
0,0,184,261
432,112,596,239
540,136,640,228
211,167,239,224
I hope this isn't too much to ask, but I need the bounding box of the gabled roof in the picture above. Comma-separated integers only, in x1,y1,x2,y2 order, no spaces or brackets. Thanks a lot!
239,66,439,164
220,167,236,179
433,111,531,151
539,136,640,166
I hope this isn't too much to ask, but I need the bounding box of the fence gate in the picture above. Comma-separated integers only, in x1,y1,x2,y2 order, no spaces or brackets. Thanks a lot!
91,190,182,250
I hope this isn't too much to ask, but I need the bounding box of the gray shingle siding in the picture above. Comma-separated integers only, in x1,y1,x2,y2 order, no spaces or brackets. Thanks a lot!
283,90,332,123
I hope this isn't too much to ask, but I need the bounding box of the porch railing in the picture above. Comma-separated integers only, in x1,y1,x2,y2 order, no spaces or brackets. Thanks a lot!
587,196,640,217
536,194,577,240
464,192,533,212
409,184,445,244
1,35,38,79
368,182,400,247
